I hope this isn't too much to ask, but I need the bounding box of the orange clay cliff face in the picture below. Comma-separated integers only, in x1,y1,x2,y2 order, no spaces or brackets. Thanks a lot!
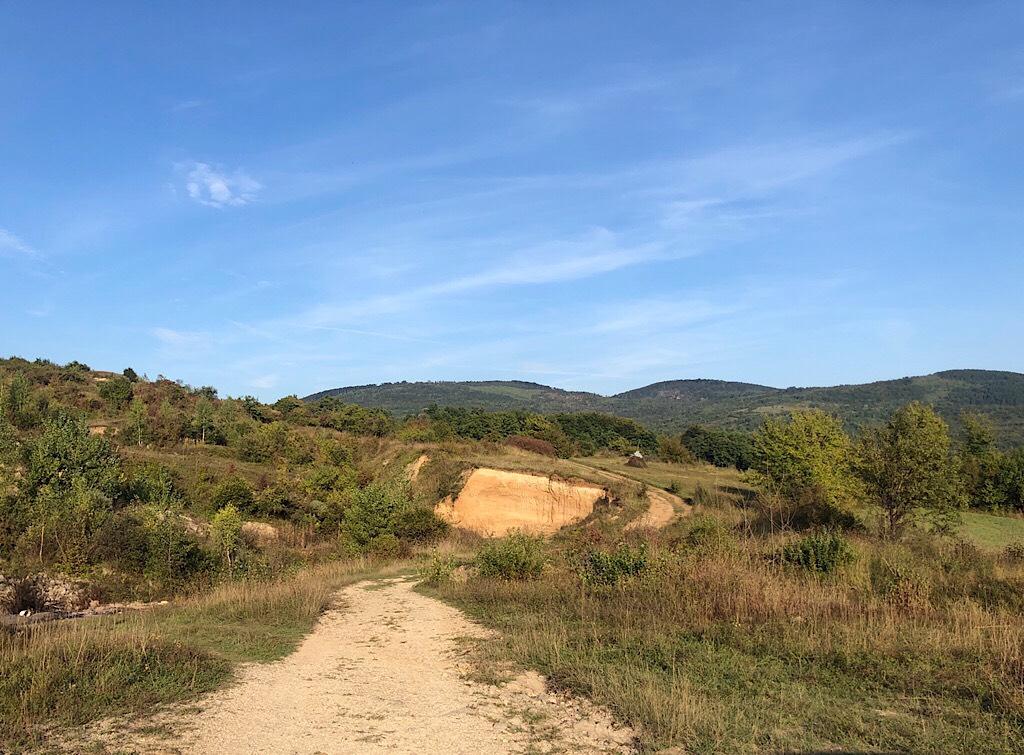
435,468,606,537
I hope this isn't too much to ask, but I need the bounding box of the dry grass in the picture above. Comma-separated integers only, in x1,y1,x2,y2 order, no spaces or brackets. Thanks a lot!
431,511,1024,753
572,455,751,500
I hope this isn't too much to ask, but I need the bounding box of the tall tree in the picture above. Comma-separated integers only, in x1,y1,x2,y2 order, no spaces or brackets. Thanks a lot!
749,410,855,506
127,399,148,447
855,402,966,536
193,396,215,444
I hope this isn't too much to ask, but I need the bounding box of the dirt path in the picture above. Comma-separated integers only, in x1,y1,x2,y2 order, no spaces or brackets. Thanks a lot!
625,488,680,530
565,460,688,530
72,578,635,754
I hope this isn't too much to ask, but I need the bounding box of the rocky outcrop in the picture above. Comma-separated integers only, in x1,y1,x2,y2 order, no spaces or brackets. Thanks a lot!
0,575,21,615
24,573,91,612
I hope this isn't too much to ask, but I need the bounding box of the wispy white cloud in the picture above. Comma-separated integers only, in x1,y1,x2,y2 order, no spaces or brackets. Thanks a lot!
249,373,279,389
171,99,204,112
290,228,680,329
180,162,262,208
152,327,213,351
583,298,737,334
0,228,40,258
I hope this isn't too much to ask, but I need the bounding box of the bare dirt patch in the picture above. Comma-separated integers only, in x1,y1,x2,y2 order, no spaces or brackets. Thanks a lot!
406,453,430,481
625,489,685,531
64,578,635,754
435,468,606,537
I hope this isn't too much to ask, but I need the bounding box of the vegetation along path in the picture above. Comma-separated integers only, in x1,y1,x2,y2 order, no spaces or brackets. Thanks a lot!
72,577,635,754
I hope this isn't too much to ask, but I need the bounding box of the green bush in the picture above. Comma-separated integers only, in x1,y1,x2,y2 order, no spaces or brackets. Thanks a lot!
420,550,458,585
477,532,546,580
367,532,407,559
341,481,412,547
681,514,736,552
870,558,931,610
778,531,855,574
210,477,254,516
98,376,133,410
392,506,449,542
579,542,648,586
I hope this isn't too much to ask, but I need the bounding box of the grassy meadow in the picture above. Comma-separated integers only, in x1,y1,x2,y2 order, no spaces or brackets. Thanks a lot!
428,499,1024,753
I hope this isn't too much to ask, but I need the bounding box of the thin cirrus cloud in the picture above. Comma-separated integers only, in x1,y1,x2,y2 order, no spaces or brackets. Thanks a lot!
285,229,680,330
152,327,214,352
0,228,40,258
181,161,262,208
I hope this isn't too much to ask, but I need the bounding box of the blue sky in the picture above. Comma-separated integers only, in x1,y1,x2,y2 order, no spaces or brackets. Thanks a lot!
2,2,1022,400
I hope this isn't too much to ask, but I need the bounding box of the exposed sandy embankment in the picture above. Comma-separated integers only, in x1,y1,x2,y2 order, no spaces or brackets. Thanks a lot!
435,468,606,537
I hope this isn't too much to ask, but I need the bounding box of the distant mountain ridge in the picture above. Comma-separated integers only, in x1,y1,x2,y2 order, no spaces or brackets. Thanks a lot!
303,369,1024,446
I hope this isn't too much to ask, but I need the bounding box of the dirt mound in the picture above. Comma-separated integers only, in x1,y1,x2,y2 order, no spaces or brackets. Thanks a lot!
436,468,605,537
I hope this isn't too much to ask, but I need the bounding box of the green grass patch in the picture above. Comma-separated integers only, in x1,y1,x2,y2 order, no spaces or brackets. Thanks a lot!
960,511,1024,550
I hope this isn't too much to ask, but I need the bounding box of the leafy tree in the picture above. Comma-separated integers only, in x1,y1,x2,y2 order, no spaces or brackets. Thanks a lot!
681,425,754,469
210,477,255,515
122,367,139,382
958,412,1002,508
855,402,966,536
749,410,855,506
193,396,215,444
37,478,113,570
194,386,218,400
98,376,133,410
658,434,694,464
26,414,122,499
961,412,996,456
210,504,243,573
996,448,1024,510
341,481,412,547
1,372,33,428
126,399,148,447
23,414,123,561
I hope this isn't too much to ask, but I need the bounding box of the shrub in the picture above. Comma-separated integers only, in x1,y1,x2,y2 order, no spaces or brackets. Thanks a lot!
658,435,693,464
210,477,254,516
870,558,931,610
210,505,244,573
1001,541,1024,564
98,377,133,410
666,480,681,495
341,481,412,547
477,532,546,580
367,533,407,559
505,435,557,457
778,531,855,574
680,515,736,552
420,551,458,585
391,506,449,542
579,542,648,586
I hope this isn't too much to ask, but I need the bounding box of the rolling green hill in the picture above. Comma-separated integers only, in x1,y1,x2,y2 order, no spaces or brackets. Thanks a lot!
304,369,1024,446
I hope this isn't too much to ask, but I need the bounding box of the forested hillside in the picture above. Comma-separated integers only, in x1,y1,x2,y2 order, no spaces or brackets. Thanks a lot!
308,370,1024,446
